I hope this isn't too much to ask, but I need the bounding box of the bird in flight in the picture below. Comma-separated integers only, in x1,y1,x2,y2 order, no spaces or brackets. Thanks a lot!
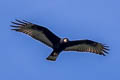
11,19,109,61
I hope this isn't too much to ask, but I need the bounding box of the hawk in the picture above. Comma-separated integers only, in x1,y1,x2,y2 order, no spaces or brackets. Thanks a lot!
11,19,109,61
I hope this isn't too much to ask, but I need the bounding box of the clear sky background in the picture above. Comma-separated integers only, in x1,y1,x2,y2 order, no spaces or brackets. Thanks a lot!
0,0,120,80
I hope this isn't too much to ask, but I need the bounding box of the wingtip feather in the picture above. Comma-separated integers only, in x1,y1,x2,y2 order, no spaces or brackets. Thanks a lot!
11,29,20,31
10,25,19,27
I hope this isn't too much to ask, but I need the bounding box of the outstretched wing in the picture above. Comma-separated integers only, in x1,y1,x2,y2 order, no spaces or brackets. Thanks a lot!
64,40,109,56
11,19,60,48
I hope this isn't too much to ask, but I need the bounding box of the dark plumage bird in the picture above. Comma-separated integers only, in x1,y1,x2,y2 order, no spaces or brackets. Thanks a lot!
11,19,109,61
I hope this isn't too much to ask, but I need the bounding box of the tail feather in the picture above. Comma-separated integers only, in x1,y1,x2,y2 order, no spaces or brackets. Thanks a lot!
46,51,60,61
46,56,58,61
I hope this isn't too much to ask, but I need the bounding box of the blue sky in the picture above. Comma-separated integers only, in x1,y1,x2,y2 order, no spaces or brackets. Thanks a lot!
0,0,120,80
